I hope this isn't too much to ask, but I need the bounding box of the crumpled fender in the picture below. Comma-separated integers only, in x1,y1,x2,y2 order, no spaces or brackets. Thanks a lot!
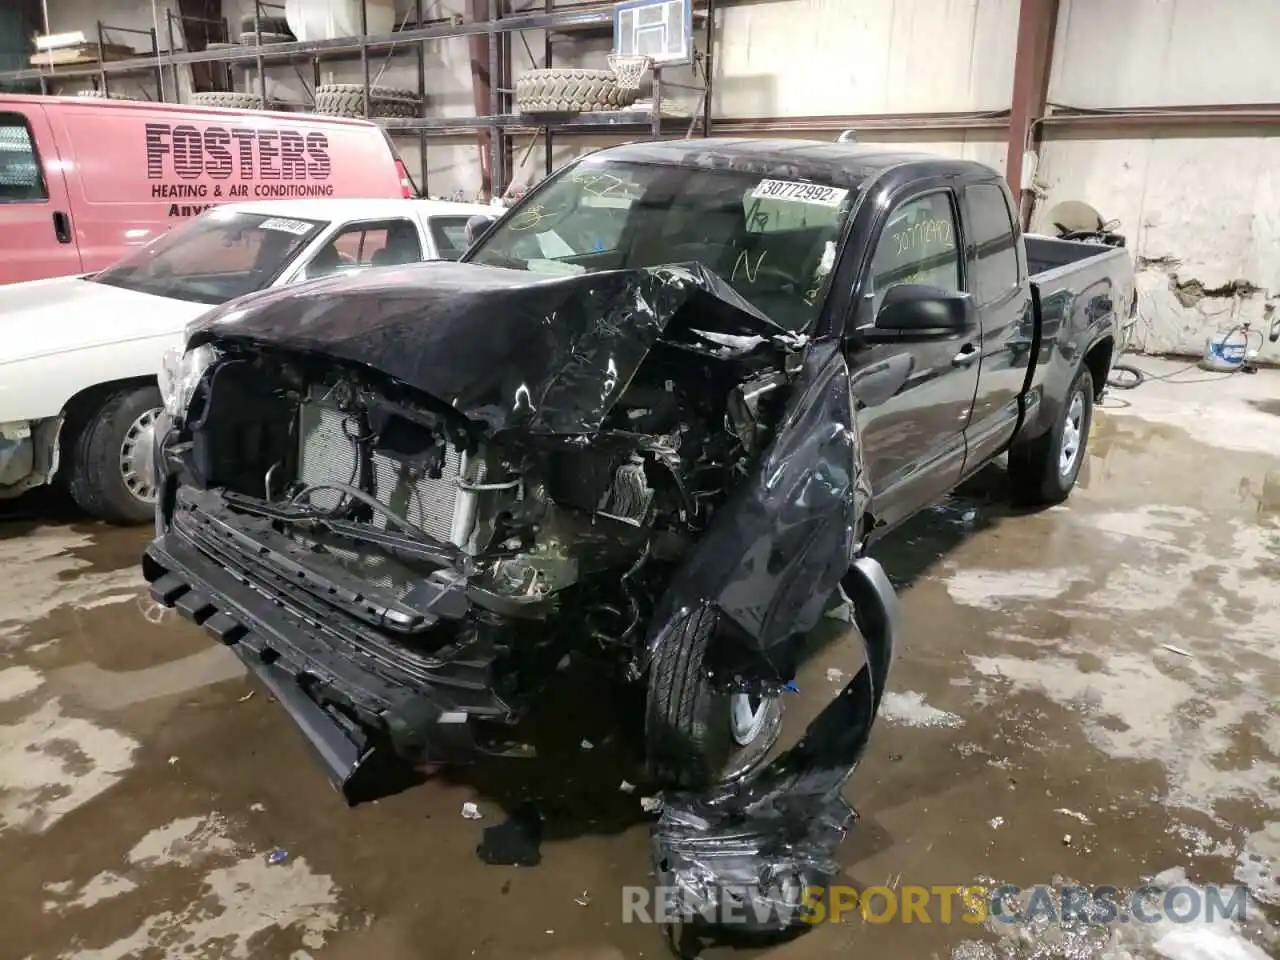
642,339,872,680
640,339,899,948
650,556,899,947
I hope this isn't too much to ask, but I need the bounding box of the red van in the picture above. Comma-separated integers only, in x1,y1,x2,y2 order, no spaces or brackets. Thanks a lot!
0,95,415,285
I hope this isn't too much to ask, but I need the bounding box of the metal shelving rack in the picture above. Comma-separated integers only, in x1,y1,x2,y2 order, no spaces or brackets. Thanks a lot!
1,0,716,198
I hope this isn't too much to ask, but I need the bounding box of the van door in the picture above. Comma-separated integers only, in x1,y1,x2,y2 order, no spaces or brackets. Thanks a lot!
0,105,82,283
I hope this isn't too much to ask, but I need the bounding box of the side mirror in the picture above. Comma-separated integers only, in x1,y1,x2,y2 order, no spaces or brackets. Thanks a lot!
869,283,974,340
464,214,498,247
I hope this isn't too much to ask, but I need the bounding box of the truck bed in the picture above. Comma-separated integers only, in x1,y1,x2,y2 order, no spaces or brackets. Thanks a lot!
1024,234,1127,285
1016,233,1134,442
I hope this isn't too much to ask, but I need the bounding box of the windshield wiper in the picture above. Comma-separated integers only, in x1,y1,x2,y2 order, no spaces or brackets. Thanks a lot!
471,252,527,270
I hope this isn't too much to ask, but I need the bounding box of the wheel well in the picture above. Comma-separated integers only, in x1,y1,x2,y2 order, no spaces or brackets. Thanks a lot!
59,377,158,460
1083,337,1113,399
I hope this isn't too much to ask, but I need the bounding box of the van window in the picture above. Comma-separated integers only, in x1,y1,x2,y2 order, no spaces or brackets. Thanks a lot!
865,190,961,315
304,219,424,278
0,114,48,203
91,210,323,305
966,183,1021,303
429,217,472,260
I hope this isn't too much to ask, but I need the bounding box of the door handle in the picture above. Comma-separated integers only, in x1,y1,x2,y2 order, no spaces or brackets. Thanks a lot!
952,343,979,367
52,211,72,244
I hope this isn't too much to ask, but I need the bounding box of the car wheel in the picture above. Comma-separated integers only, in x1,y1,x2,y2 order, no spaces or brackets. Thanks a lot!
66,386,163,525
645,605,783,790
1008,365,1095,506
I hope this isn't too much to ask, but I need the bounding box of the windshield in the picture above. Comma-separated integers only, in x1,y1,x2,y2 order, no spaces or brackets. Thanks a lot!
466,159,856,331
91,211,324,305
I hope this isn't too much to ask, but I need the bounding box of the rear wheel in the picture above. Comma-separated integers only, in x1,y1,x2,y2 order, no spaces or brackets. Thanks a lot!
66,386,163,525
1008,365,1094,506
645,606,783,789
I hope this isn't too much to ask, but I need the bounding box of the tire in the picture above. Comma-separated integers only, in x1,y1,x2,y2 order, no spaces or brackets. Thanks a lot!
238,31,293,45
514,68,634,114
645,605,783,790
72,89,135,100
191,91,266,109
313,83,420,118
66,386,163,526
1008,365,1095,506
239,14,292,36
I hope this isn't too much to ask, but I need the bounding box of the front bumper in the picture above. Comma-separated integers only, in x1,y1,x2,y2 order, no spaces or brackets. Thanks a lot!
144,494,514,803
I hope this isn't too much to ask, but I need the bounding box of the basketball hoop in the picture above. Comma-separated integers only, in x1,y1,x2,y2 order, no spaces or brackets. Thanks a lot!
608,52,652,92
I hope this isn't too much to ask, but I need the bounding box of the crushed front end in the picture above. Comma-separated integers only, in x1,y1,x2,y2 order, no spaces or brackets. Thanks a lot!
144,261,814,800
145,260,900,947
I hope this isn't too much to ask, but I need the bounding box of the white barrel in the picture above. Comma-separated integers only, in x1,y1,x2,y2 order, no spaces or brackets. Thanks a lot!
285,0,396,41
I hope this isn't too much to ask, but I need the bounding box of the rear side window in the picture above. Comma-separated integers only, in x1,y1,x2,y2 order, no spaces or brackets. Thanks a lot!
429,216,472,260
0,114,47,203
966,183,1021,303
866,190,961,315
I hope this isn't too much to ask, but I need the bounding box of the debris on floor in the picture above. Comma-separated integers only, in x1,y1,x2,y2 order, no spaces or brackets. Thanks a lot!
476,803,543,867
1056,808,1094,824
266,848,289,865
461,802,483,820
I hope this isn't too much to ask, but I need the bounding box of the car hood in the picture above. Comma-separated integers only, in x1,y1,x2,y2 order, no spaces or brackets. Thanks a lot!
0,275,213,365
189,260,789,435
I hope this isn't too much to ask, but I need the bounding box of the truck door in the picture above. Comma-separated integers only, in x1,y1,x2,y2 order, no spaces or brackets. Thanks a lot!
847,186,981,533
960,180,1032,471
0,105,82,283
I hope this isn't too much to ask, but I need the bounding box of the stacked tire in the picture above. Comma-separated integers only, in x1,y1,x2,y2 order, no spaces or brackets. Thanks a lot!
514,67,637,114
312,83,420,119
71,89,137,100
237,12,293,45
190,91,268,109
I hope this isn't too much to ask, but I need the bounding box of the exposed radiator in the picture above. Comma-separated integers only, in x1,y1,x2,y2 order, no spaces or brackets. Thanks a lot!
296,394,485,546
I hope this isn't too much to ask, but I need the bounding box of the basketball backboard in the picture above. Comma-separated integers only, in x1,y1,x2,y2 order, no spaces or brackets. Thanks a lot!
613,0,693,67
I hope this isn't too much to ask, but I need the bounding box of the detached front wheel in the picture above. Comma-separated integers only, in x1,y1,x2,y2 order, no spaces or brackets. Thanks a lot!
66,386,163,525
1008,365,1095,506
645,606,783,790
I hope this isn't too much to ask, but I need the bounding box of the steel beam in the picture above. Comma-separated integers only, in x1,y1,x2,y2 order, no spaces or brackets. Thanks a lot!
1006,0,1059,227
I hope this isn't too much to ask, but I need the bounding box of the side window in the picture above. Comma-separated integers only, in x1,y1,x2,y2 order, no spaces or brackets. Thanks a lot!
966,183,1020,303
428,217,471,260
0,114,48,203
866,190,961,315
305,219,423,279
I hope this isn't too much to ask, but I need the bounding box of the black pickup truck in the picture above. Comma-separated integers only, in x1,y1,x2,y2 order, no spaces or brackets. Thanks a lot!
143,139,1132,928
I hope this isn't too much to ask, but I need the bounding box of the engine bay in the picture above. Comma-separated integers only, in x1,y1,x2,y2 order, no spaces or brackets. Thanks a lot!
174,331,800,660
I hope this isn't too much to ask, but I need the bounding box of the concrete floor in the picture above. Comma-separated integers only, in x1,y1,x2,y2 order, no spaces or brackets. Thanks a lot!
0,357,1277,960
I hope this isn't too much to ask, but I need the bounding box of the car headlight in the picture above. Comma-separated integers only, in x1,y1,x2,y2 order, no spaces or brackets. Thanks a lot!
158,343,217,418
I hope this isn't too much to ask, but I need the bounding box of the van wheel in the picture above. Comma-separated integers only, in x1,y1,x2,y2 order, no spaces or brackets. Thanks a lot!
1008,365,1095,506
66,386,163,526
645,605,783,790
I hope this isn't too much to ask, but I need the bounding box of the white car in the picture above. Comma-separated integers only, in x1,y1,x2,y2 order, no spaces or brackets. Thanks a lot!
0,196,493,524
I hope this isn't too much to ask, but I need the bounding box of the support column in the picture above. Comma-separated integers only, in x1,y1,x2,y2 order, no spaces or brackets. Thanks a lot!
466,0,493,199
1005,0,1059,228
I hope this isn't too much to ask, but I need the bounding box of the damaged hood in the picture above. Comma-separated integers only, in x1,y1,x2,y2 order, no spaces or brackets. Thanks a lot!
189,260,786,435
